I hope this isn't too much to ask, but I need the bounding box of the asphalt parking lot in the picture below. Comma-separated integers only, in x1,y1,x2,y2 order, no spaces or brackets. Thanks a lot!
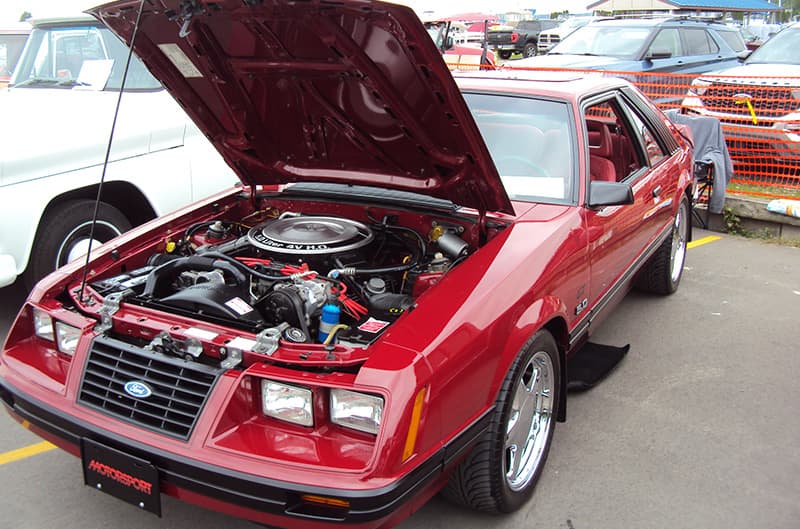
1,229,798,529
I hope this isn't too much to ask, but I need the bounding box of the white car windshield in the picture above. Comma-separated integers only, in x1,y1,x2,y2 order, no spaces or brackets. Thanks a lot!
745,25,800,64
550,26,651,59
11,25,161,90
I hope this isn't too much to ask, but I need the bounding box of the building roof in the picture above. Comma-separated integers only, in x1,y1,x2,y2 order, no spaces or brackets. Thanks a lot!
587,0,783,12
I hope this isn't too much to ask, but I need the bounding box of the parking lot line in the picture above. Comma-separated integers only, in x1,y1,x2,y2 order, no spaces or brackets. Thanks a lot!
687,235,721,250
0,441,56,465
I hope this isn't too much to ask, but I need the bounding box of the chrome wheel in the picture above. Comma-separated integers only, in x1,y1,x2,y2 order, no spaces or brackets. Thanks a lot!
669,201,688,283
504,350,555,491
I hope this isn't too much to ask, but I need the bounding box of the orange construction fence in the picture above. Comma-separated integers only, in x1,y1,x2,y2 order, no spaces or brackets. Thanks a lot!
449,62,800,200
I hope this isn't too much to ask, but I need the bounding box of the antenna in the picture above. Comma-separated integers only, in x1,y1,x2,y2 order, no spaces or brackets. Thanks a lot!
78,0,147,302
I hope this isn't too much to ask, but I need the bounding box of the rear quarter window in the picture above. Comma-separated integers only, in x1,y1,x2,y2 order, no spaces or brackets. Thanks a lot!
681,28,719,55
717,28,747,52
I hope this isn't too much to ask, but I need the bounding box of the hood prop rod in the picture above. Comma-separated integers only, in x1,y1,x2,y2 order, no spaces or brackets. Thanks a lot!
78,0,147,303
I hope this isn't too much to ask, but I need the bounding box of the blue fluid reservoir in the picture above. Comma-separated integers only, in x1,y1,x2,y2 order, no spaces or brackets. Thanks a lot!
318,304,341,343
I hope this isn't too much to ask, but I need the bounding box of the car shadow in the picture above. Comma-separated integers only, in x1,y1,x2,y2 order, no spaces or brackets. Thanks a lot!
1,279,29,341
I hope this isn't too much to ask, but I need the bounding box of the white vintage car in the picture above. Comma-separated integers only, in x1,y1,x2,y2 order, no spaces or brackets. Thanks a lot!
0,15,236,288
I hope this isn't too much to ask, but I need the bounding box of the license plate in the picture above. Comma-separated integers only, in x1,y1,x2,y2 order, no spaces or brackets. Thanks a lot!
81,438,161,516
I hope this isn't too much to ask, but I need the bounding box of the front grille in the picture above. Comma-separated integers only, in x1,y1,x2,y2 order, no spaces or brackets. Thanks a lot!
700,82,798,123
540,35,559,46
78,336,222,439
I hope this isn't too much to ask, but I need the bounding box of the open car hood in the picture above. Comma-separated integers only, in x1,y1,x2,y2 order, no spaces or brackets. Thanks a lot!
90,0,513,214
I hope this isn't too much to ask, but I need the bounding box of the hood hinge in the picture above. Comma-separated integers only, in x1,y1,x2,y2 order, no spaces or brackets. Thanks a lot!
94,289,133,334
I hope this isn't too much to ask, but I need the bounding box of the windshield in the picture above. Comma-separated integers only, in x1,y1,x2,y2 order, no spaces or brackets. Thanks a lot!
10,25,161,90
550,26,651,58
745,25,800,64
464,93,575,205
0,32,28,80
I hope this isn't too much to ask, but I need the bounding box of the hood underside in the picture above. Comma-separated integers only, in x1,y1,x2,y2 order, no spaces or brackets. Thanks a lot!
90,0,513,214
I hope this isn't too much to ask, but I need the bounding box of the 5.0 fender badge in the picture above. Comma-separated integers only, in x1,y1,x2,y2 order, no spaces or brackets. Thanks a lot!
124,381,153,399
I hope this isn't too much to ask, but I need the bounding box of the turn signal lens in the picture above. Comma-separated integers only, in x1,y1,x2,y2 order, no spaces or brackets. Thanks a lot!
32,308,54,341
54,321,80,355
261,380,313,427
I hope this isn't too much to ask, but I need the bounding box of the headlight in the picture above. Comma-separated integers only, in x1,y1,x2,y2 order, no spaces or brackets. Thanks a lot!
261,380,313,427
55,321,81,355
330,389,383,435
32,308,54,341
690,78,712,96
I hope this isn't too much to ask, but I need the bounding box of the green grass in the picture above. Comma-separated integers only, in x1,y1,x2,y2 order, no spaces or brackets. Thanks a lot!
727,182,800,200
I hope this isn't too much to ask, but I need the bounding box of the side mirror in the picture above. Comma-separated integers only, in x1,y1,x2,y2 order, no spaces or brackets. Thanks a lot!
645,47,672,60
737,49,752,61
445,36,454,50
587,180,634,208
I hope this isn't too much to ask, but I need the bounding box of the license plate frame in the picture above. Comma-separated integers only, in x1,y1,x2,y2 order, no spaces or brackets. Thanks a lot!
81,438,161,516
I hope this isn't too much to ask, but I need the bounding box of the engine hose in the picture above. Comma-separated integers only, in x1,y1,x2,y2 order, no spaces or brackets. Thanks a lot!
329,255,419,277
199,251,291,281
323,324,350,345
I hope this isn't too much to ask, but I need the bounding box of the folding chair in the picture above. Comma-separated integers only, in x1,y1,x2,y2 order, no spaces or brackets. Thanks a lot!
692,160,713,229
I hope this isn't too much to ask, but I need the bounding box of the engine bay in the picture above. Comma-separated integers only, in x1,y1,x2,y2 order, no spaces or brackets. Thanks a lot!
91,204,475,348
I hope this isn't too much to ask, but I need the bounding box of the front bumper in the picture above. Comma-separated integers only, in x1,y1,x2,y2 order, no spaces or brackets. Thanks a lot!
0,378,489,527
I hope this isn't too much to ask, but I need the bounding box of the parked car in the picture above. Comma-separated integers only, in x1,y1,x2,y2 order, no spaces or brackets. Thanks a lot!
537,16,597,54
0,22,30,88
0,15,236,289
517,16,747,74
424,17,496,67
0,2,693,529
681,22,800,166
487,18,561,59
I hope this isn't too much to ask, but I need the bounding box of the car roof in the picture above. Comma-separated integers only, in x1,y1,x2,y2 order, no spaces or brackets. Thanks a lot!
27,14,98,28
587,16,730,29
454,69,629,99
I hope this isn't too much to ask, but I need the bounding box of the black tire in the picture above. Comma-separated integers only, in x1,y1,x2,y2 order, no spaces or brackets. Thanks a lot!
498,50,513,60
635,196,690,295
523,41,538,57
442,330,560,513
24,199,131,289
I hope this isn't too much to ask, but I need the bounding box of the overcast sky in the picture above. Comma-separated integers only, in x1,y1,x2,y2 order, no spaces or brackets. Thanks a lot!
1,0,593,25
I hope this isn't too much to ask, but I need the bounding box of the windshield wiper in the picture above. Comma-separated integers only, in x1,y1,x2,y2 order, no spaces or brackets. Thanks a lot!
12,77,91,88
11,77,59,87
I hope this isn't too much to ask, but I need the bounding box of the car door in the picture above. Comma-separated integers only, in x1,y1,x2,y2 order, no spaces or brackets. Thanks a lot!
582,92,674,315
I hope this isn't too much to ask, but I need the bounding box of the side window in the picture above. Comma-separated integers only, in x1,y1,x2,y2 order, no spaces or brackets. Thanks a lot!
584,99,644,183
624,105,667,166
649,28,681,57
681,28,719,55
717,29,747,52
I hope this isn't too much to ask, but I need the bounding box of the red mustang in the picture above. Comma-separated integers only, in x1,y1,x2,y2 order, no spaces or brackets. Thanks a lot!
0,1,694,527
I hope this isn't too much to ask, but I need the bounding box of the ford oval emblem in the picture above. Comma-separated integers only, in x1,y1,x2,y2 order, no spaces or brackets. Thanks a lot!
124,381,153,399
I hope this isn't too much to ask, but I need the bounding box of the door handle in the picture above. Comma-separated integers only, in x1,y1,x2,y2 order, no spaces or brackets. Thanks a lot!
652,186,662,197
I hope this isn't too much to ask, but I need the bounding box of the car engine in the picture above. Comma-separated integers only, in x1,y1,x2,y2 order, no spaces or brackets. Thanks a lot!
92,211,469,346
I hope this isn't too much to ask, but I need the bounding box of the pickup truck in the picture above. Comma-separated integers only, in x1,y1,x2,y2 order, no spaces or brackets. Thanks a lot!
487,19,560,59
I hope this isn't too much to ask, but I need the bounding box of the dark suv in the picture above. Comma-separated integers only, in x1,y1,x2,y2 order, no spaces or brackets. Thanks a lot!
487,19,560,59
515,17,746,74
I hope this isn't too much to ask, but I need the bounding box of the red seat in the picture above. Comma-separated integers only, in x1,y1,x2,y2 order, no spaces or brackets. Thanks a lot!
587,122,616,183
